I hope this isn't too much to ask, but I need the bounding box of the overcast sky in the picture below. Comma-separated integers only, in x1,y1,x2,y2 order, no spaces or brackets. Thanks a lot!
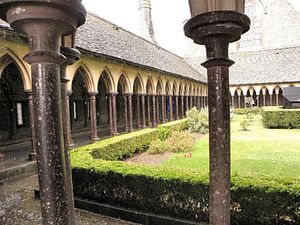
82,0,300,57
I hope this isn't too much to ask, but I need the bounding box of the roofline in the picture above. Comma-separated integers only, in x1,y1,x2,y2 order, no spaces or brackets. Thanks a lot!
77,47,207,85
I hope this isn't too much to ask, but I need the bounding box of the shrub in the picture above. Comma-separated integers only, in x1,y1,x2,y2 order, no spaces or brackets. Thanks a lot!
71,151,300,225
262,107,300,129
165,131,195,153
157,126,171,141
240,117,250,131
158,119,188,132
186,107,209,134
234,107,262,115
148,139,169,154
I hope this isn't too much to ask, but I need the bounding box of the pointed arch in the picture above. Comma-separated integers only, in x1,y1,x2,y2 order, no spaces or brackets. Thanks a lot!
0,49,31,90
98,68,115,93
71,64,95,93
146,77,154,95
133,74,144,94
117,73,130,94
172,81,178,96
179,82,184,96
156,79,163,95
165,80,171,95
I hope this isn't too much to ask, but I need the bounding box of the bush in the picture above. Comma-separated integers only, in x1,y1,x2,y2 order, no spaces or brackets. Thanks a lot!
71,151,300,225
73,119,188,161
165,131,195,153
262,107,300,129
148,139,169,154
186,107,209,134
234,107,262,115
157,126,171,141
240,117,250,131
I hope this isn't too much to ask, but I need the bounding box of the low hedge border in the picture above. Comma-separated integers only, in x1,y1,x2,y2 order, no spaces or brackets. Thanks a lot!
73,119,187,161
262,107,300,129
71,151,300,225
233,107,262,115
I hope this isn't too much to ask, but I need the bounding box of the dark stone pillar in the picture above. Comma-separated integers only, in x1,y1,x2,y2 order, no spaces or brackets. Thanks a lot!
66,91,75,146
127,94,133,132
152,95,157,127
181,96,185,118
270,94,273,106
185,11,249,225
185,96,189,113
136,94,141,129
169,95,173,121
89,92,100,141
110,93,118,135
147,95,151,127
231,96,235,108
9,99,17,136
175,96,179,120
161,95,166,123
26,91,37,161
108,94,114,136
141,94,146,128
60,47,80,225
0,1,86,224
190,96,193,108
156,95,160,124
257,95,260,107
124,95,129,132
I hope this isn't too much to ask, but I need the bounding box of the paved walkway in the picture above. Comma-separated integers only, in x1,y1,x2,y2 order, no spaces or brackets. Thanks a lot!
0,174,139,225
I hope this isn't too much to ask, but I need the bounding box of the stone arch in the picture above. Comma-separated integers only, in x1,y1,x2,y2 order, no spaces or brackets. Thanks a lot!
165,80,171,95
71,64,94,93
146,77,154,95
116,74,129,131
99,68,114,93
0,49,31,90
117,73,130,94
0,61,31,142
156,79,163,95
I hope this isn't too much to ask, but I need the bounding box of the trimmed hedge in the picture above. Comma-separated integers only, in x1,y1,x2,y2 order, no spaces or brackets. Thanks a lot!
234,107,262,115
71,150,300,225
262,107,300,129
73,119,187,161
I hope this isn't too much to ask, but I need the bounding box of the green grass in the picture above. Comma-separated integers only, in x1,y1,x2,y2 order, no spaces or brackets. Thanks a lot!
163,114,300,180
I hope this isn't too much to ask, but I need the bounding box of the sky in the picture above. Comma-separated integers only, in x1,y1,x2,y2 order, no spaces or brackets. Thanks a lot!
82,0,300,57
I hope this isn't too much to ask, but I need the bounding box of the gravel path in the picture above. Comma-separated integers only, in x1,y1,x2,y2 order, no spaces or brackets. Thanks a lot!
0,175,139,225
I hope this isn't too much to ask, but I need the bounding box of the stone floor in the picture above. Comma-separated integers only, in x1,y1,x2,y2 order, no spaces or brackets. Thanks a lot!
0,175,140,225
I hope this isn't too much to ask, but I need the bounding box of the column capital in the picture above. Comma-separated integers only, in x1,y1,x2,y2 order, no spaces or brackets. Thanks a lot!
108,92,118,96
88,91,98,97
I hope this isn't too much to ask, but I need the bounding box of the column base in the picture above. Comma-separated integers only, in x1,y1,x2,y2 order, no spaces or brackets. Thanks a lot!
0,153,4,162
91,136,100,142
28,152,37,161
69,140,75,148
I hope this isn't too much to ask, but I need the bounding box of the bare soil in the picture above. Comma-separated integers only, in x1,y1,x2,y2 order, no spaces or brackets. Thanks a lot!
124,132,205,166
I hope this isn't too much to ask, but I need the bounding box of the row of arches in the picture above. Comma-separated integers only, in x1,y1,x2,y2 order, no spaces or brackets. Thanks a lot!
0,52,207,146
230,85,297,108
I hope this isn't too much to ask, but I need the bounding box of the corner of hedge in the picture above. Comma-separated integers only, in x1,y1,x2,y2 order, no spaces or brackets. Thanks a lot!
262,107,300,129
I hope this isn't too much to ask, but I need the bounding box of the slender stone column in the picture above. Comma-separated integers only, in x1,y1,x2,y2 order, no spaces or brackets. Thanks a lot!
238,95,241,108
127,94,134,132
152,94,157,127
147,95,151,127
185,11,250,225
156,95,160,124
60,47,80,225
263,94,266,106
190,96,193,108
276,94,279,106
108,94,114,136
111,93,118,135
89,92,100,141
161,95,166,123
169,95,174,121
269,94,273,106
124,95,129,132
141,94,146,128
256,95,260,107
185,96,189,113
0,2,86,224
26,91,37,160
175,96,179,120
136,94,141,128
181,96,185,118
231,96,235,108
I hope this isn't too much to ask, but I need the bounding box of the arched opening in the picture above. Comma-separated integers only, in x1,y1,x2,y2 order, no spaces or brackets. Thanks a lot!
0,62,30,143
146,79,154,127
133,76,142,129
156,80,163,124
265,89,271,106
178,84,184,117
172,83,177,119
97,71,111,136
70,69,90,133
165,81,171,121
116,75,128,132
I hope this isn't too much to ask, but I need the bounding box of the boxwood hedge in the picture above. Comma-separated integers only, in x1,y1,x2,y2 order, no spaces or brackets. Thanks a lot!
262,107,300,129
73,119,187,161
71,150,300,225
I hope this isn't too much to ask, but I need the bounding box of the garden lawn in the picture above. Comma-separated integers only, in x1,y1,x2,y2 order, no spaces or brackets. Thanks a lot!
164,114,300,180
